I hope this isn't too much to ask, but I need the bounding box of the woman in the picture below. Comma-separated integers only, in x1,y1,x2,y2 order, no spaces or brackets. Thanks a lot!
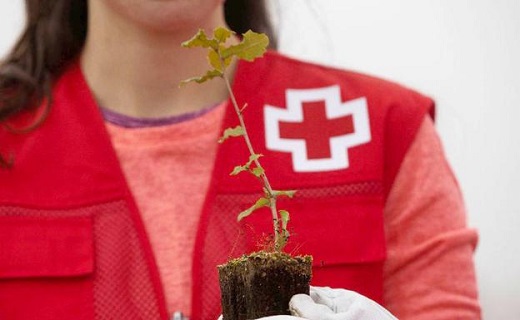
0,1,481,319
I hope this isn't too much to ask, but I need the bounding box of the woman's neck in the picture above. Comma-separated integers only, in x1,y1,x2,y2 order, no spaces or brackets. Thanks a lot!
81,2,235,118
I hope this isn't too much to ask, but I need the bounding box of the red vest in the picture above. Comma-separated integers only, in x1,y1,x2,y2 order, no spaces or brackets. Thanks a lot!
0,51,433,320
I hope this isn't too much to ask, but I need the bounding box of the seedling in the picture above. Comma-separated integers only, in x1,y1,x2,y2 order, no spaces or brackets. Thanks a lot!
181,27,296,252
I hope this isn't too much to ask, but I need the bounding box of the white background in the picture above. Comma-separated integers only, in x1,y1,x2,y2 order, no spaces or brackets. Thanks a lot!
273,1,520,319
1,1,519,318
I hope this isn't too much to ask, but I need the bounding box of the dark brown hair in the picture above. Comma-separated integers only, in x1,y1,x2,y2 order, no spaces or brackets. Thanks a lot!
0,0,276,123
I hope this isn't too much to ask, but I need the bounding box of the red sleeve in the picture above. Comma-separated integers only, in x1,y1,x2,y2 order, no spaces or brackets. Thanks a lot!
383,116,481,319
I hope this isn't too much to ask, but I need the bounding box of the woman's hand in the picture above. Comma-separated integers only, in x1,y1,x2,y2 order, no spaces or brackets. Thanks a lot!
256,286,398,320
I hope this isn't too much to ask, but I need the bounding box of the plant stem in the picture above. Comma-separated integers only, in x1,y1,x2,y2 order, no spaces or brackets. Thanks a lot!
222,74,284,251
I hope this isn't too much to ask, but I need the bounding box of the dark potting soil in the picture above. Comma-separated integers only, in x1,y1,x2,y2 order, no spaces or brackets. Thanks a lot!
218,251,312,320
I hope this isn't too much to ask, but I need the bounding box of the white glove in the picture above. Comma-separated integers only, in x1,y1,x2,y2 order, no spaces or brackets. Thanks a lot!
218,315,306,320
256,286,397,320
219,314,306,320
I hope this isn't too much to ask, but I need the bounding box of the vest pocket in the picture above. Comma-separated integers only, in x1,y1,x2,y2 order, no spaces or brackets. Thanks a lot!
0,215,95,319
243,193,386,303
293,195,386,304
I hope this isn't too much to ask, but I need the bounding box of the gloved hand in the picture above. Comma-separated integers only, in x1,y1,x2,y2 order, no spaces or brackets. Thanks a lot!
256,286,397,320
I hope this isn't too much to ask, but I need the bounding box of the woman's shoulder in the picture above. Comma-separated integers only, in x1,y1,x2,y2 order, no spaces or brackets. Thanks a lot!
262,50,432,103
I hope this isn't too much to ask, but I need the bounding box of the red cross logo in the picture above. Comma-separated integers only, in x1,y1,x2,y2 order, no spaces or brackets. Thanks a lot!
264,85,371,172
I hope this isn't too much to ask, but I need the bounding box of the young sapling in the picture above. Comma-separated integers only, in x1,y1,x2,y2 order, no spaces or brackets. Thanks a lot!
181,27,312,319
180,27,296,252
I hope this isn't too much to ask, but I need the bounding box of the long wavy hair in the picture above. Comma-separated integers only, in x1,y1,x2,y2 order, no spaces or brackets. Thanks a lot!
0,0,276,167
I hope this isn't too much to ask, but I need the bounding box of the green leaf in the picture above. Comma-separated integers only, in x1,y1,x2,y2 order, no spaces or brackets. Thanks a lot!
279,210,290,230
208,50,223,72
179,69,223,86
237,197,270,221
247,153,262,167
221,30,269,61
230,165,248,176
218,125,244,143
222,55,234,68
214,27,233,43
246,154,264,177
251,167,264,177
181,29,218,49
273,190,297,198
248,153,262,163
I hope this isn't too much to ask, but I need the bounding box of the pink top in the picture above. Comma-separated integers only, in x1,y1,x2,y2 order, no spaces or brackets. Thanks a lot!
106,104,480,319
105,102,226,316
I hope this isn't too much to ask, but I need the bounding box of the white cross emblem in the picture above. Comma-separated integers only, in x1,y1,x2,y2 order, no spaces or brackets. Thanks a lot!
264,85,371,172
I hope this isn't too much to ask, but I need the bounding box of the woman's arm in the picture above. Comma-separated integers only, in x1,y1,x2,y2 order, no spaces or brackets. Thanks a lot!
383,116,481,319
